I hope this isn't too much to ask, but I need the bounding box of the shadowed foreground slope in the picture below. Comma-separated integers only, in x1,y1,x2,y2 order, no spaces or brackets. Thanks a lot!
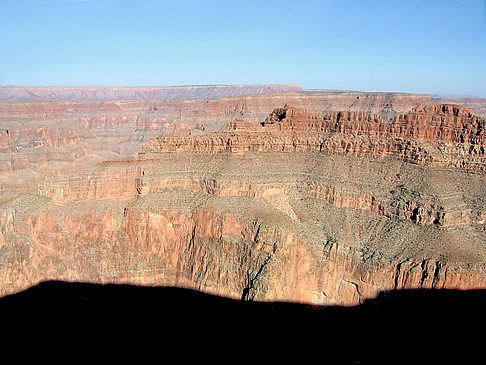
0,281,484,362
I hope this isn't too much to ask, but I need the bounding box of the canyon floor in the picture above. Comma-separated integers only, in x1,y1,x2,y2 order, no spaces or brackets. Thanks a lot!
1,86,485,309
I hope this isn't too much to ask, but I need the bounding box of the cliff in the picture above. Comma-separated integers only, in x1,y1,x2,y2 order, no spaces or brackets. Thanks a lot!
139,104,486,171
435,97,486,118
0,103,484,307
0,84,303,102
0,90,444,198
390,104,485,144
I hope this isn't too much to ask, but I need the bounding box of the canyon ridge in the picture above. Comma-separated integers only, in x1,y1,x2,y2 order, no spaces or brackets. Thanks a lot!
0,85,485,306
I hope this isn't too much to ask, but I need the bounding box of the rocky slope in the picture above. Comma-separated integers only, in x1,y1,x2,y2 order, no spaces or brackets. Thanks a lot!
1,103,485,306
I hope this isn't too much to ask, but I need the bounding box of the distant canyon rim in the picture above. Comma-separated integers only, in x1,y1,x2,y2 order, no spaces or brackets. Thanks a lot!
0,84,485,306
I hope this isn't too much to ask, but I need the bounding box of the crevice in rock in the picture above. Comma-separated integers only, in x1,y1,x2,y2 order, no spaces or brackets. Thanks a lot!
188,225,197,251
419,259,430,288
344,279,363,303
394,259,409,290
253,221,262,244
432,260,443,288
242,252,274,301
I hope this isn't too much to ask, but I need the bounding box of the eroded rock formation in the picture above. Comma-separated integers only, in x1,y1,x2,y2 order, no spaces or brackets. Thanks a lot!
1,103,485,306
0,90,447,198
139,104,486,171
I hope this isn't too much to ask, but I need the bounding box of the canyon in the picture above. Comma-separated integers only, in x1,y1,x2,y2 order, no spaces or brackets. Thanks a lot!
0,89,439,197
0,86,485,307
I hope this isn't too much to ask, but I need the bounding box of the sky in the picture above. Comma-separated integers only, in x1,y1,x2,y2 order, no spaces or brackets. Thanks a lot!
0,0,485,96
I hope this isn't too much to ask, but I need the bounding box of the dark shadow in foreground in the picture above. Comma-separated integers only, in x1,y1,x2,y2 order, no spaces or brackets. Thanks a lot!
1,281,484,362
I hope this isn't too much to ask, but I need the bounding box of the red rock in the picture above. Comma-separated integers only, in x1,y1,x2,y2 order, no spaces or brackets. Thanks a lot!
1,99,485,307
139,104,486,171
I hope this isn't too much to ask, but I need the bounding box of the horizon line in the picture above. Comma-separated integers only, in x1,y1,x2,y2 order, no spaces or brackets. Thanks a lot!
0,84,484,98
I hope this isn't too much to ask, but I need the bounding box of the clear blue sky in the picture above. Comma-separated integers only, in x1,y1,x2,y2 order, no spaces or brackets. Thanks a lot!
1,0,485,96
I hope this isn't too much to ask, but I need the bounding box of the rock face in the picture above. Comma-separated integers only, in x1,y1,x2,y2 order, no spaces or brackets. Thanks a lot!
1,102,485,306
390,104,485,144
0,90,443,198
0,84,303,102
140,104,486,171
435,97,486,118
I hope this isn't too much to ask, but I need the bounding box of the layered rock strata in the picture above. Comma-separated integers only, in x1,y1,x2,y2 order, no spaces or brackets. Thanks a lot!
140,104,485,171
0,84,304,102
0,91,440,197
1,104,485,306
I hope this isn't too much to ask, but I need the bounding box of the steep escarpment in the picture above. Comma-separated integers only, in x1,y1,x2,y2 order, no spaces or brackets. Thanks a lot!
390,104,485,144
139,104,486,171
1,102,485,306
435,97,486,118
0,91,443,198
1,184,486,305
38,166,142,204
38,151,486,228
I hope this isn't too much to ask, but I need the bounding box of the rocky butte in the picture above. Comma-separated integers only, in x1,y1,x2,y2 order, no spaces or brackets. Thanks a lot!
1,96,485,307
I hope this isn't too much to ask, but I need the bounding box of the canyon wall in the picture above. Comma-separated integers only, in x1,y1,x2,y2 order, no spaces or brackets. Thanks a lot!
140,104,486,171
435,97,486,118
1,192,484,306
1,103,485,306
0,90,444,198
0,84,303,102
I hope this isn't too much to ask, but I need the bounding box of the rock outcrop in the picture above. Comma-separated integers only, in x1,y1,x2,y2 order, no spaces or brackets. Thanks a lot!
390,104,485,144
0,90,446,198
0,103,485,307
139,104,486,171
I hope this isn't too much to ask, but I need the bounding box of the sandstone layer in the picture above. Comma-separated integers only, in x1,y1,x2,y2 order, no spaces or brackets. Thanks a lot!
1,103,485,306
140,104,486,171
0,90,443,198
